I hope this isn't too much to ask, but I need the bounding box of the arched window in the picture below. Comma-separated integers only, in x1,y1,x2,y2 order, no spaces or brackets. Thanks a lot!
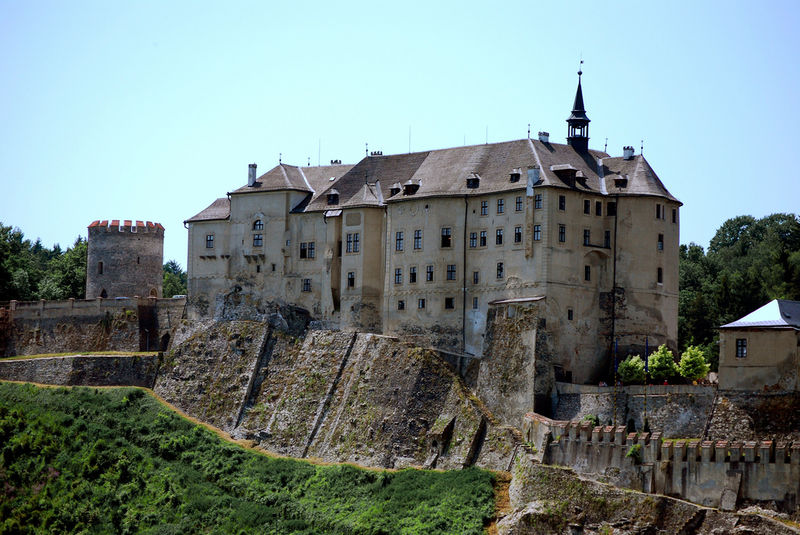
253,219,264,230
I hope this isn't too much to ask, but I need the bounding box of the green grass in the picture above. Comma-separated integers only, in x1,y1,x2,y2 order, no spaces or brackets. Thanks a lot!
0,382,495,534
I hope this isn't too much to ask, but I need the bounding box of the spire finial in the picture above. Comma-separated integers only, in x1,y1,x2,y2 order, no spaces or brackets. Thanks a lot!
578,57,583,77
279,152,282,164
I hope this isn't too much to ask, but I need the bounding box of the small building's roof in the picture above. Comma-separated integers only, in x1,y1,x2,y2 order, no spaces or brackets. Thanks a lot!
489,295,546,305
185,198,230,223
602,155,681,203
229,163,353,197
720,299,800,329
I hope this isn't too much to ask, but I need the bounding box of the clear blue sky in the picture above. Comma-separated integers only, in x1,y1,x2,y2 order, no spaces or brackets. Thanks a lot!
2,0,798,266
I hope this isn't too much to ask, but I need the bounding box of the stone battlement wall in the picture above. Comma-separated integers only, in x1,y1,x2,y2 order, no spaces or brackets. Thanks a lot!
0,297,185,357
525,412,800,511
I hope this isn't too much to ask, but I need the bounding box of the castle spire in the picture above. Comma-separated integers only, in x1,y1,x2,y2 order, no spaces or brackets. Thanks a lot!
566,66,590,152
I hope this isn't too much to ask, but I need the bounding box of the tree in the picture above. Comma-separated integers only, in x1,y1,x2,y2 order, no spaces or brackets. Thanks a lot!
647,345,678,381
679,346,710,381
163,261,187,298
617,355,645,384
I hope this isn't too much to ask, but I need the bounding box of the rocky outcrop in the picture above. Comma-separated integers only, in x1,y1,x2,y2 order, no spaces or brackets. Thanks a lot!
155,320,520,470
500,458,800,534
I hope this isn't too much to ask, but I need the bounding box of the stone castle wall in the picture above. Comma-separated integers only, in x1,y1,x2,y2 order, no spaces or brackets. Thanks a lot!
86,220,164,299
526,413,800,511
0,297,185,357
0,354,159,387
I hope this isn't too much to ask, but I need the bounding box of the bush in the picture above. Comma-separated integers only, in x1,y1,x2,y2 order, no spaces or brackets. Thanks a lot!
647,345,678,381
679,345,710,381
581,414,600,427
617,355,645,384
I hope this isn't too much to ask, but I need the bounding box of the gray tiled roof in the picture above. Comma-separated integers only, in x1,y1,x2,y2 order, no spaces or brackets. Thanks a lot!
721,299,800,329
225,138,680,214
185,197,230,223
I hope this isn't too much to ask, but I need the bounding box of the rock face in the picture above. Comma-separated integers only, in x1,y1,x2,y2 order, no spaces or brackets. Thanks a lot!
500,458,800,534
155,320,520,470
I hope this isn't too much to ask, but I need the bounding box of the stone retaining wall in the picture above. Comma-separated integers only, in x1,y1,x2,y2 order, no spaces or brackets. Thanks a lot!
0,354,159,387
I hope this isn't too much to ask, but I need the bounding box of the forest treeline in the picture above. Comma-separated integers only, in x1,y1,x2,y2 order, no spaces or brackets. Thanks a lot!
0,222,186,302
679,213,800,367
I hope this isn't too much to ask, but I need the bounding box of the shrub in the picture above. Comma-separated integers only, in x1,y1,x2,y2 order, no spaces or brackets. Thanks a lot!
626,444,642,464
647,344,679,381
679,345,710,381
581,414,600,427
617,355,645,384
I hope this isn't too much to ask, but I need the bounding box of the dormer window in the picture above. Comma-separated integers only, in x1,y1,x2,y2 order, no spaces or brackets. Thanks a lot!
403,180,420,195
390,182,402,196
327,189,340,205
466,176,480,189
509,172,521,183
253,219,263,230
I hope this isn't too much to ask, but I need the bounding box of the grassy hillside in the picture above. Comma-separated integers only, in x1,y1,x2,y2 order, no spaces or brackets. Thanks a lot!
0,382,495,534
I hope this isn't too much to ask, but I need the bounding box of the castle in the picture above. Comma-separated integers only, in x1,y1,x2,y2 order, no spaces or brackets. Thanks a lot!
185,73,681,387
86,219,165,299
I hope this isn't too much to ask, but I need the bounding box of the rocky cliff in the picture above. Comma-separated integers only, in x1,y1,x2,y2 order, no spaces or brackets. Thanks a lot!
154,320,520,471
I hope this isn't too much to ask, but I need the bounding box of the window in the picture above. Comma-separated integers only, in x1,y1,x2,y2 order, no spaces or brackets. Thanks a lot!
658,234,664,251
413,229,422,249
97,261,103,274
253,234,263,247
584,200,590,214
656,203,663,220
398,300,405,311
672,208,677,223
300,242,308,257
472,297,478,309
447,264,456,280
302,278,311,292
584,265,591,281
418,298,426,309
480,201,488,215
256,264,261,273
514,226,522,243
558,224,566,243
604,230,611,248
444,297,455,309
346,233,360,253
395,231,404,251
558,195,566,211
473,271,479,284
253,219,264,230
469,232,477,248
568,308,573,321
272,263,276,272
533,225,541,241
206,234,214,248
515,196,523,211
480,231,487,247
736,338,747,358
607,202,616,216
337,240,342,257
308,242,315,258
534,194,542,209
497,199,504,214
496,262,504,279
583,229,590,246
595,201,602,216
657,267,663,284
426,265,434,281
441,227,452,248
347,271,355,288
496,228,503,245
394,268,402,284
409,266,417,283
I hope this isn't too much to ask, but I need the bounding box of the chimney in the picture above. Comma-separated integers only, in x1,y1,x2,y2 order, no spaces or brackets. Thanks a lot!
623,146,635,160
538,131,550,143
526,165,540,197
248,163,257,186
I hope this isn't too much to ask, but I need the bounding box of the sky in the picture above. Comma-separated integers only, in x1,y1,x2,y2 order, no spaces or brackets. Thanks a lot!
2,0,799,267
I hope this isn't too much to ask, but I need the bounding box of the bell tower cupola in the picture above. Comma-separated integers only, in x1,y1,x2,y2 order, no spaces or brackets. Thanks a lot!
566,68,591,152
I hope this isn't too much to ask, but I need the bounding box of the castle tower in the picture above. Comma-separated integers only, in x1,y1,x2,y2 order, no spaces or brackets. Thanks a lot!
86,220,164,299
566,69,590,152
